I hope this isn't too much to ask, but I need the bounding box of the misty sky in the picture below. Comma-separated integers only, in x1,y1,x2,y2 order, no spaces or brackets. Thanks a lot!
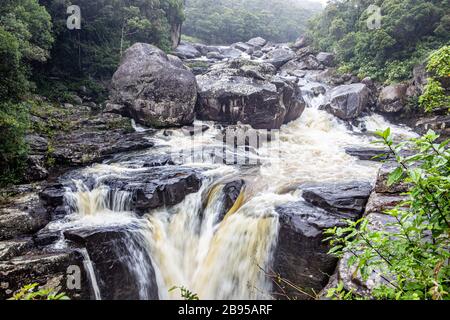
310,0,328,6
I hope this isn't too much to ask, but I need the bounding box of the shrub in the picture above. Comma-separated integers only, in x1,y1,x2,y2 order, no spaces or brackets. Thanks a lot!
419,46,450,113
0,102,29,187
325,128,450,300
9,283,70,300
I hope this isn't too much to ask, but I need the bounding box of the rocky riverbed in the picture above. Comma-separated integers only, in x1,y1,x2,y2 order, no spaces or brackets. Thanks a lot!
1,36,446,300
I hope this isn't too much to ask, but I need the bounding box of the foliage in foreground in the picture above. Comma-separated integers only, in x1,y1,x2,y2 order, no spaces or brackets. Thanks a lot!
9,283,70,300
419,45,450,113
325,128,450,300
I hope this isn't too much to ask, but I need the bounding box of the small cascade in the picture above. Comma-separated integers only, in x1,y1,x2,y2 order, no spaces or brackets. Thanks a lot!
78,248,102,300
64,180,132,216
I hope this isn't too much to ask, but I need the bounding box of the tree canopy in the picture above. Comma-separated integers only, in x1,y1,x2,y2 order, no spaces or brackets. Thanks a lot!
183,0,322,44
308,0,450,82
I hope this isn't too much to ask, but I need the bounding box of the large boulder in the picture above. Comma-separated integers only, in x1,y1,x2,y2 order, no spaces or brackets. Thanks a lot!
0,191,49,241
247,37,267,47
280,55,321,75
196,75,285,129
291,36,311,50
321,83,371,120
108,43,197,128
265,48,296,69
274,181,373,299
300,182,373,219
271,77,306,124
377,84,408,113
274,201,346,299
196,59,305,129
173,42,201,59
219,47,242,59
316,52,335,67
64,227,159,300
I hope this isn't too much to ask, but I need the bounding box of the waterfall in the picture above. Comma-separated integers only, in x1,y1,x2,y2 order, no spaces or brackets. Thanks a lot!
47,71,417,300
145,177,280,300
78,248,102,300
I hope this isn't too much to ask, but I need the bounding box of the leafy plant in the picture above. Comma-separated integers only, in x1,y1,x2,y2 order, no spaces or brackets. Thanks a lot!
9,283,70,300
419,46,450,113
325,128,450,300
169,286,199,300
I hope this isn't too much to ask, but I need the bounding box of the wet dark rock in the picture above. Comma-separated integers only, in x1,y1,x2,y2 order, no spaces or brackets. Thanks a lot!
274,201,347,299
93,167,203,215
345,147,391,161
217,180,245,222
0,250,90,300
108,43,197,128
300,182,373,219
64,227,159,300
33,229,62,247
51,130,154,167
196,59,304,129
141,154,175,167
40,184,66,208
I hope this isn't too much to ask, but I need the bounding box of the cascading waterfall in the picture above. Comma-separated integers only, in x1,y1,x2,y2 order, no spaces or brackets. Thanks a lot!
145,173,280,299
49,71,417,300
78,248,102,300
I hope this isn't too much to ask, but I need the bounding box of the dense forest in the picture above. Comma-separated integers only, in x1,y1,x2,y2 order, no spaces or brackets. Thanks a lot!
182,0,322,44
308,0,449,82
0,0,184,186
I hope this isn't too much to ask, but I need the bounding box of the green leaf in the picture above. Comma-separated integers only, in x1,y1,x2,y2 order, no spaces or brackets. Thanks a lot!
387,167,404,186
